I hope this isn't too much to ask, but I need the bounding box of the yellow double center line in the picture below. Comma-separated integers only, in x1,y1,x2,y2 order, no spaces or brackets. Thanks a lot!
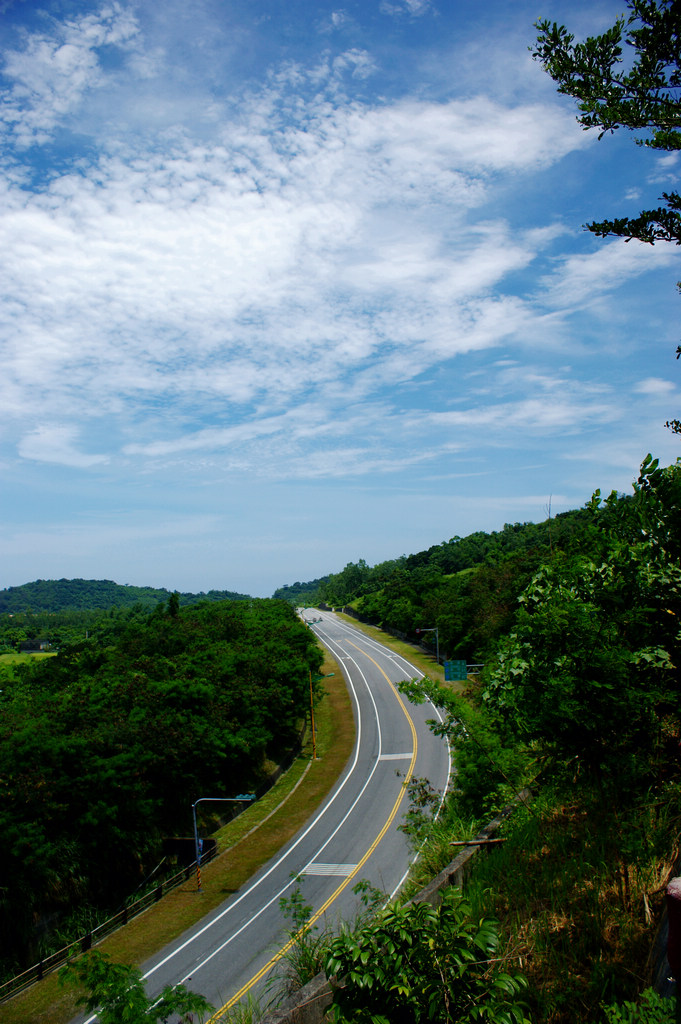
209,643,417,1020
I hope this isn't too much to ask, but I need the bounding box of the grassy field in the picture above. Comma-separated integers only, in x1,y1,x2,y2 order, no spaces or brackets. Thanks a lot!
0,651,55,670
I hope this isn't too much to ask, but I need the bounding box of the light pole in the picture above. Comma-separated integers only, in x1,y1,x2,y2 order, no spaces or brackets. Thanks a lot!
416,626,440,664
191,794,255,891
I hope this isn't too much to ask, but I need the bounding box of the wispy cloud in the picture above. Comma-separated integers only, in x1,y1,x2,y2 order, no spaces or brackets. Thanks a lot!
18,425,109,468
1,62,593,468
635,377,676,395
380,0,434,17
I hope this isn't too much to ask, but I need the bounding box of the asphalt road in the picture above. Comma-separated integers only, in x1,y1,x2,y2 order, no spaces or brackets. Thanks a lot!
75,610,451,1023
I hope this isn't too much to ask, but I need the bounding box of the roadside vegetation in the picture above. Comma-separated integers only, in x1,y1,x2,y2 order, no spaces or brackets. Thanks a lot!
1,645,353,1024
266,461,681,1021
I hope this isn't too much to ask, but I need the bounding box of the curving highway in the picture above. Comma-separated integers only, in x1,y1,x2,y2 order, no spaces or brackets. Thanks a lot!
75,609,450,1023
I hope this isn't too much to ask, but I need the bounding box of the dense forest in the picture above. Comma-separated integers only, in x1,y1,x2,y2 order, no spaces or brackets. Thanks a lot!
388,455,681,1021
287,454,680,807
0,579,252,653
272,576,330,606
0,577,250,615
0,598,322,980
282,459,680,793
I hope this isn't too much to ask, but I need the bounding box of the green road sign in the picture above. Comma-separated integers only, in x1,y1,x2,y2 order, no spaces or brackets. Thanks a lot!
444,660,467,681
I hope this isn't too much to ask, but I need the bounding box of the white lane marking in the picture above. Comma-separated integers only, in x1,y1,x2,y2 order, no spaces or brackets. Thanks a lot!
378,753,413,761
167,645,385,988
315,613,453,903
178,614,444,1015
81,640,377,1024
315,618,427,681
304,863,358,876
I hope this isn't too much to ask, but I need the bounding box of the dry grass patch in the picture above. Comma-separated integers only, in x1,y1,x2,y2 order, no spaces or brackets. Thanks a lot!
464,795,679,1023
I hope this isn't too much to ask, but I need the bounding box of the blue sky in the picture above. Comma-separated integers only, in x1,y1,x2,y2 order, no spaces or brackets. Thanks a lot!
1,0,679,597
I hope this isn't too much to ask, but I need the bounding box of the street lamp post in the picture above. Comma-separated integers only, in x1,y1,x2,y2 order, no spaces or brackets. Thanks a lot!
416,626,440,664
191,794,255,891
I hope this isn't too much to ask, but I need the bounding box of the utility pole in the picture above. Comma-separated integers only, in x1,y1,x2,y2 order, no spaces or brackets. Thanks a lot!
309,670,317,759
308,672,335,760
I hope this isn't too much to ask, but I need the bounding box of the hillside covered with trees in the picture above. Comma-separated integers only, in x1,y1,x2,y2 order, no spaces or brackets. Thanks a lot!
278,506,595,666
0,579,253,654
0,598,322,981
0,578,250,615
283,454,681,819
265,458,681,1024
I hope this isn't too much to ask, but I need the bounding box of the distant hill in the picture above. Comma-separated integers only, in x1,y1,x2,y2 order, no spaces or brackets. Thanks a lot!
0,578,251,614
272,577,330,605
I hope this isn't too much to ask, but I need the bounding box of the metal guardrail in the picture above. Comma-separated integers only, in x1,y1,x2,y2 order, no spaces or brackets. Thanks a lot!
1,727,311,1005
0,848,217,1003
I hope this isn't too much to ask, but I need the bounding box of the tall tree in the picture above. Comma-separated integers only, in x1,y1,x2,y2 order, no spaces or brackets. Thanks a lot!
481,459,681,791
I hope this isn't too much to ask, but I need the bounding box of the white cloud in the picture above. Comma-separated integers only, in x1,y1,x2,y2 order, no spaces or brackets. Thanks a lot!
650,151,681,185
18,425,109,467
564,429,681,479
430,394,619,435
0,75,594,458
0,4,141,147
331,49,377,79
380,0,433,16
636,377,676,395
540,239,676,312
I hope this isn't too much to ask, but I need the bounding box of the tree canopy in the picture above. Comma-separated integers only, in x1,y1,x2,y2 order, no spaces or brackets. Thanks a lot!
402,457,681,798
0,598,322,978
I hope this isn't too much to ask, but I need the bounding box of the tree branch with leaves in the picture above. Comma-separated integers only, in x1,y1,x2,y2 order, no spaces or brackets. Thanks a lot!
533,1,681,245
59,950,213,1024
